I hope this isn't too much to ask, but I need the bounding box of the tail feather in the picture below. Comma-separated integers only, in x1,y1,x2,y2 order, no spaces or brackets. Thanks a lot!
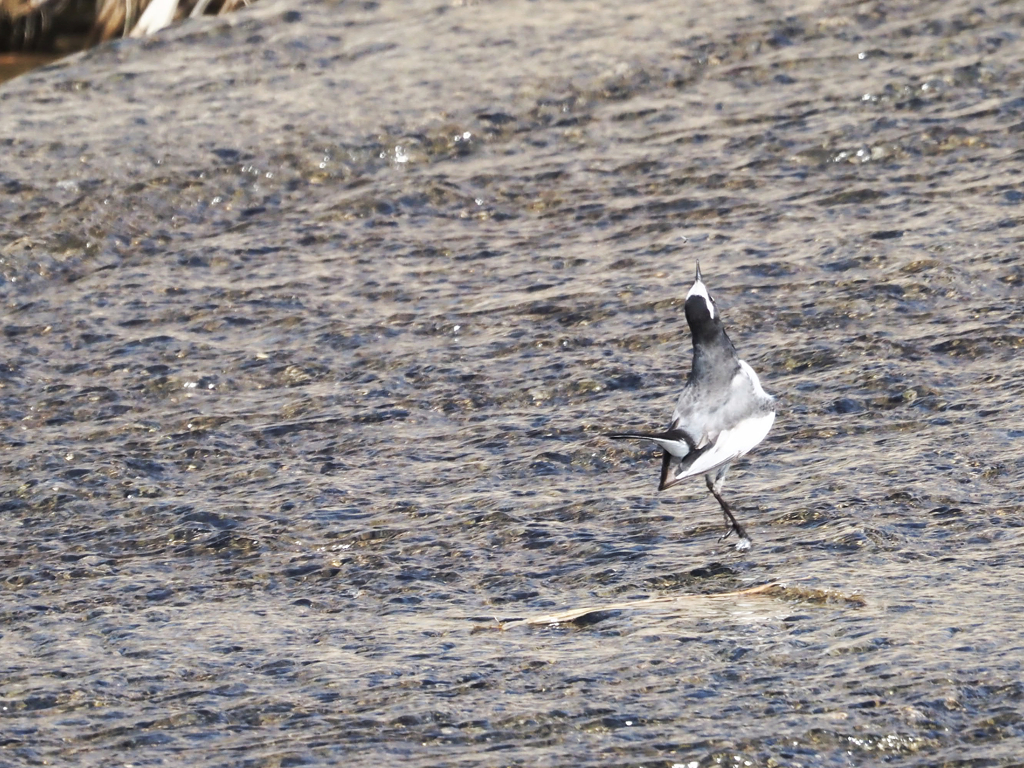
607,427,696,451
606,431,666,441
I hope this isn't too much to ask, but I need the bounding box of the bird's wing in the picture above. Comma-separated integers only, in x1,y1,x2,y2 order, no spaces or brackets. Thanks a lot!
672,409,775,480
669,361,775,481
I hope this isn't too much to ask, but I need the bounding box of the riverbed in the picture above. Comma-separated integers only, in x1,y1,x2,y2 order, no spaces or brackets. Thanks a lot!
1,1,1022,765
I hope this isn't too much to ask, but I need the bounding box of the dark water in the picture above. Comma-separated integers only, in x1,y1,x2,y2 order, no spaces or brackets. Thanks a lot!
2,0,1023,765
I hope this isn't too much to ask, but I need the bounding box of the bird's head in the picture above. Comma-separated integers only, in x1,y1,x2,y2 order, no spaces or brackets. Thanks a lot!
684,261,719,329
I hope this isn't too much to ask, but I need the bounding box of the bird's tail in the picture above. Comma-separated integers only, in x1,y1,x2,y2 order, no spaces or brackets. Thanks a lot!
606,428,698,458
606,432,665,441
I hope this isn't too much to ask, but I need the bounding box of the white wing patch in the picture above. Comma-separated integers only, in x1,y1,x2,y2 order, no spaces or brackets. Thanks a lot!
738,359,769,400
674,410,775,481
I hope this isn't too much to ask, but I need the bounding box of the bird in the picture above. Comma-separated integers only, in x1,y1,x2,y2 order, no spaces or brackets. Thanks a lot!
607,262,775,550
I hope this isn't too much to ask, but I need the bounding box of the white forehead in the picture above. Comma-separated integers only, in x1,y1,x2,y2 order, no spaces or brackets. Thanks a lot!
686,278,714,319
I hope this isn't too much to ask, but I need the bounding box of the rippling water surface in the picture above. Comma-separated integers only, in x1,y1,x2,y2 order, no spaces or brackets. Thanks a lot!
1,0,1023,765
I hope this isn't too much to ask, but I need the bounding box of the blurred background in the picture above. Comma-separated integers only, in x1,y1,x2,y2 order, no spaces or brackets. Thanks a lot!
1,0,251,48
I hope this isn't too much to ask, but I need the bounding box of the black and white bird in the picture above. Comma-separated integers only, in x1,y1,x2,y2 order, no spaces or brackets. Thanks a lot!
608,262,775,550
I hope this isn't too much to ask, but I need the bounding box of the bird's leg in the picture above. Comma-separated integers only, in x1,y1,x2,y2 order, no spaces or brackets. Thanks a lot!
707,482,748,542
705,464,750,547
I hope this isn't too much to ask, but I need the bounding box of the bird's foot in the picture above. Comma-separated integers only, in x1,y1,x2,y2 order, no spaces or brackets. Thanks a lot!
718,522,751,551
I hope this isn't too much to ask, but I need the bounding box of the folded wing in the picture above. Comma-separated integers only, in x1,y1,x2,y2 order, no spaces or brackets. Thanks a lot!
663,360,775,483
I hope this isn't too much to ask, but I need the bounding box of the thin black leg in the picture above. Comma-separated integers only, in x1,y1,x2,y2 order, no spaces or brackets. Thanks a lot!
707,481,748,542
705,465,750,547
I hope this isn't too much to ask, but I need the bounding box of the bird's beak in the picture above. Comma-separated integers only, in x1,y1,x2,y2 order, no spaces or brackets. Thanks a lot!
695,260,702,283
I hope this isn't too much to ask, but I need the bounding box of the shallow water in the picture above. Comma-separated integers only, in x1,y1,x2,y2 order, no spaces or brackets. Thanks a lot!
1,0,1023,765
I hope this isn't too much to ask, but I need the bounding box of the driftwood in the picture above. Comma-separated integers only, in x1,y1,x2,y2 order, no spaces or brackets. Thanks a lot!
475,582,865,631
